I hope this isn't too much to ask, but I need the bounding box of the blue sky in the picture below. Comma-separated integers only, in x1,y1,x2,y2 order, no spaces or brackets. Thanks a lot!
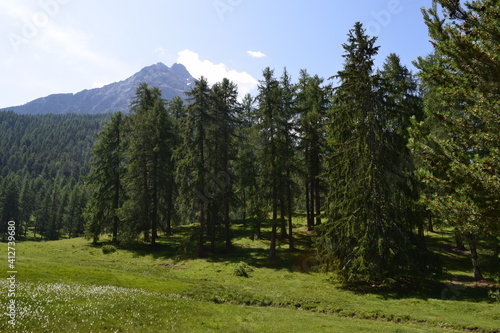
0,0,434,108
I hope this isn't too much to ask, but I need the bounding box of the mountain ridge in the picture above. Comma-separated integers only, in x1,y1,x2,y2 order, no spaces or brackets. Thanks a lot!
1,63,195,114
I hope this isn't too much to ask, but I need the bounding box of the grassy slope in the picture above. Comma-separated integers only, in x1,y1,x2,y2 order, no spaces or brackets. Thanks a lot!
1,221,499,333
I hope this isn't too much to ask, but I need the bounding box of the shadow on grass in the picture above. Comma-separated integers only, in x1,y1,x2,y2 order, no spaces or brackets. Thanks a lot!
88,220,312,273
86,222,498,303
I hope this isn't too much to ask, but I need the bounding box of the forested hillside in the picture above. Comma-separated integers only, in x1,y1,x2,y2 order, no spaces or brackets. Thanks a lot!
0,112,108,239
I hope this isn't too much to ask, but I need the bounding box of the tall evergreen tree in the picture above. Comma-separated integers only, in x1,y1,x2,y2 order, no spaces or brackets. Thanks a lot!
18,174,35,237
255,67,283,258
64,184,88,238
278,69,299,249
378,53,425,240
123,83,174,245
317,23,428,282
410,0,500,280
164,97,185,235
208,78,239,249
296,70,330,231
176,77,212,256
85,111,125,243
234,94,265,239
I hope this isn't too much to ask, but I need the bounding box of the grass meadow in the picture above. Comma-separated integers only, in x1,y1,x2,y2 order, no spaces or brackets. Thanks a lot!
1,217,499,332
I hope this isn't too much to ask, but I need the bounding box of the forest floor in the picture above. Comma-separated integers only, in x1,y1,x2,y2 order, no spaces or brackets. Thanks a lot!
1,216,499,332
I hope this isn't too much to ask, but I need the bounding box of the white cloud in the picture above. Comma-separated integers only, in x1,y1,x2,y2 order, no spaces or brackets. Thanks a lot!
247,50,266,58
177,49,258,98
0,1,132,106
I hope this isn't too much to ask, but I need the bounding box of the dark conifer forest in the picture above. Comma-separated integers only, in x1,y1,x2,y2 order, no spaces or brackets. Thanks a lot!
1,0,498,286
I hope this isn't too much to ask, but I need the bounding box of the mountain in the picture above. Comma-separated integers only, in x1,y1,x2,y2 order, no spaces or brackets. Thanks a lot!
1,63,195,114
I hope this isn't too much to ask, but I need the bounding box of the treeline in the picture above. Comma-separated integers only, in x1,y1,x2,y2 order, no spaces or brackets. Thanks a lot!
85,1,499,282
2,0,498,284
0,112,108,239
85,28,428,281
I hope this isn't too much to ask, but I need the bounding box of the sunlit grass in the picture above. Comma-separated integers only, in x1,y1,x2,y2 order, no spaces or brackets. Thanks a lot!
1,221,498,332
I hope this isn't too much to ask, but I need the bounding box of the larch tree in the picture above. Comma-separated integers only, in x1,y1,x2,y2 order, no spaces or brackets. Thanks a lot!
208,78,239,250
278,69,299,249
234,94,266,239
255,67,283,258
296,70,330,231
410,0,500,280
175,77,212,256
123,83,174,245
84,111,126,243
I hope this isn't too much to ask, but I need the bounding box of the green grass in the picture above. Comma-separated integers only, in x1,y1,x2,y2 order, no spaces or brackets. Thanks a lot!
1,222,499,332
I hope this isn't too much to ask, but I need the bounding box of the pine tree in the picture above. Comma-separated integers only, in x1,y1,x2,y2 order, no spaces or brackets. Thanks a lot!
85,111,125,243
255,68,283,258
123,83,174,245
317,23,428,282
64,184,87,238
278,69,299,249
18,174,35,237
208,78,239,249
165,97,184,235
234,94,265,239
176,77,212,256
411,0,500,280
378,53,425,240
296,70,330,231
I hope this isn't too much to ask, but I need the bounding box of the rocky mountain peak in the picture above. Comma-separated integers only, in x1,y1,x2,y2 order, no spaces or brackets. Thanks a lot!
1,63,195,114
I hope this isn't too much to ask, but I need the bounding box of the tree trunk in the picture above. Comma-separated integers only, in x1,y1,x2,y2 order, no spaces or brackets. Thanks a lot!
112,216,118,244
151,188,158,246
427,210,434,232
454,228,466,251
270,221,277,259
315,176,321,225
209,203,216,254
270,206,278,259
166,175,174,236
242,189,247,227
287,169,294,250
467,232,484,281
166,210,172,236
305,179,313,231
280,198,288,239
224,196,231,249
255,212,261,240
198,201,206,257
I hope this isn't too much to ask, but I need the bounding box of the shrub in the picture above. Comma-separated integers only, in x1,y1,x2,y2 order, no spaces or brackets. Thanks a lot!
233,261,252,277
102,245,117,254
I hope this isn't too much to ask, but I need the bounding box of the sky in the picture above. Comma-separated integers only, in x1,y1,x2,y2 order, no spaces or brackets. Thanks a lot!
0,0,435,108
